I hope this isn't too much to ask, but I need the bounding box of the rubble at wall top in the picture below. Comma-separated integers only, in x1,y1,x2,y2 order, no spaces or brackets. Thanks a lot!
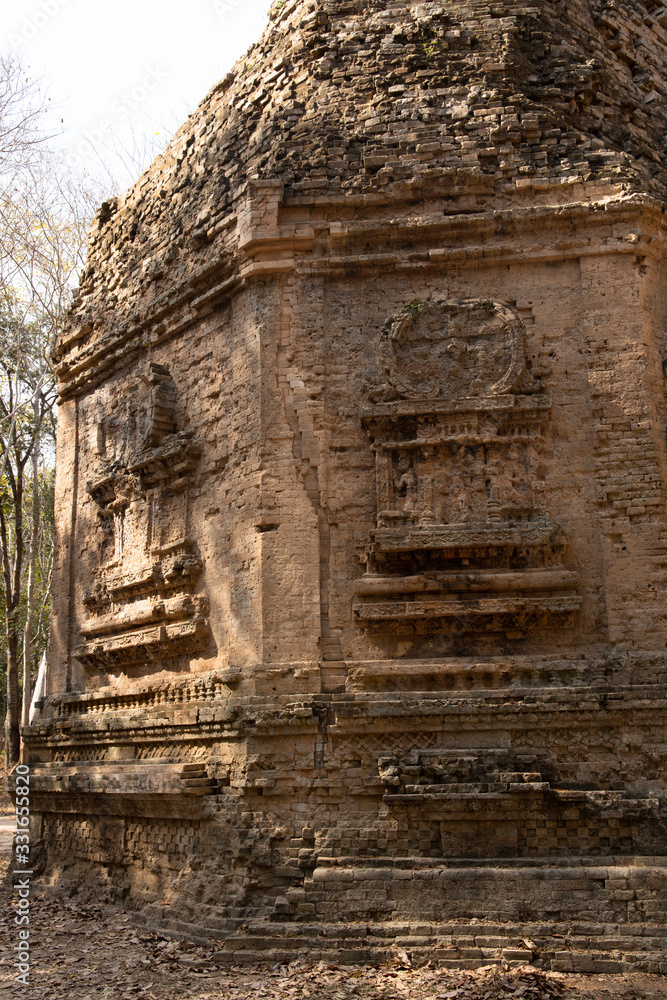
62,0,667,357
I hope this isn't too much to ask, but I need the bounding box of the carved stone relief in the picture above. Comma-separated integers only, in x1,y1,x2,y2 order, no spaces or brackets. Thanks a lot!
357,300,581,636
378,299,529,401
74,364,210,671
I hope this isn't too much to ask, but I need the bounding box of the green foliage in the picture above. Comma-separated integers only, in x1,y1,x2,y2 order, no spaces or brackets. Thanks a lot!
402,299,431,316
0,290,56,757
420,30,439,58
0,462,54,727
269,0,288,23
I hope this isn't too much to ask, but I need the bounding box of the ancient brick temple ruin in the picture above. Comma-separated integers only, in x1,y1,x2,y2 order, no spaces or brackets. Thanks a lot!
19,0,667,972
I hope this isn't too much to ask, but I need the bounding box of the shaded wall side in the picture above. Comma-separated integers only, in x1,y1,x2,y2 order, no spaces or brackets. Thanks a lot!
45,283,270,704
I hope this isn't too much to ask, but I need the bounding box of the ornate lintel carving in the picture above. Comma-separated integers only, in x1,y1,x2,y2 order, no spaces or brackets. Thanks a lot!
371,299,540,404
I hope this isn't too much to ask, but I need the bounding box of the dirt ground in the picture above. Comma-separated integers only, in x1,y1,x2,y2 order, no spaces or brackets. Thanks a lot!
1,847,666,1000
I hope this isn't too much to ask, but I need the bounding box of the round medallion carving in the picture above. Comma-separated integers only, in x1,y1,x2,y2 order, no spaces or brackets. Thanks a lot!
379,299,526,401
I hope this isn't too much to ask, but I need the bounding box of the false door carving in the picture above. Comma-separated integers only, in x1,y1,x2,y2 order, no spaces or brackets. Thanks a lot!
356,300,581,636
75,364,210,672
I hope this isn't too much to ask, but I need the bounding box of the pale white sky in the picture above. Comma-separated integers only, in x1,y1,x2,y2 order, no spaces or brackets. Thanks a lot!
1,0,274,191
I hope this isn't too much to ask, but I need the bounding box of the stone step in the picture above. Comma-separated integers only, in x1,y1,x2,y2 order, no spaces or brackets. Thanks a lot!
314,854,667,869
134,904,667,973
206,930,666,973
239,919,667,943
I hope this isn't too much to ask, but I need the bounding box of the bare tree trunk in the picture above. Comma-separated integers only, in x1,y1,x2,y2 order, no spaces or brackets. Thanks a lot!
0,498,15,769
4,629,19,768
1,457,24,770
21,397,40,729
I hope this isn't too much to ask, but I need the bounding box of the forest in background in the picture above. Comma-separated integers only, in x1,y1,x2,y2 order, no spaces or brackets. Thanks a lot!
0,53,169,767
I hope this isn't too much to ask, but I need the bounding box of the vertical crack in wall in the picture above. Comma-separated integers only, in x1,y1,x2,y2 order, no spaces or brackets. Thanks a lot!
313,703,330,772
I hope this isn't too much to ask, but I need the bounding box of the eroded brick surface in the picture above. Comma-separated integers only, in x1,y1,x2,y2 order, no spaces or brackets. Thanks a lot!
16,0,667,972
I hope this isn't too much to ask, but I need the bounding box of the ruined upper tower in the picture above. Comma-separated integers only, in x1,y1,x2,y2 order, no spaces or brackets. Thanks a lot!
21,0,667,971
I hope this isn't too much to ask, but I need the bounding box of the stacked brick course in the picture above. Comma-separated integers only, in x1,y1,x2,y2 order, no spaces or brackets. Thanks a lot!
15,0,667,972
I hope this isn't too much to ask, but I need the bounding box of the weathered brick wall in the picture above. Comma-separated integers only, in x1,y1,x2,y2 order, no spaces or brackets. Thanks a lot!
19,0,667,973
